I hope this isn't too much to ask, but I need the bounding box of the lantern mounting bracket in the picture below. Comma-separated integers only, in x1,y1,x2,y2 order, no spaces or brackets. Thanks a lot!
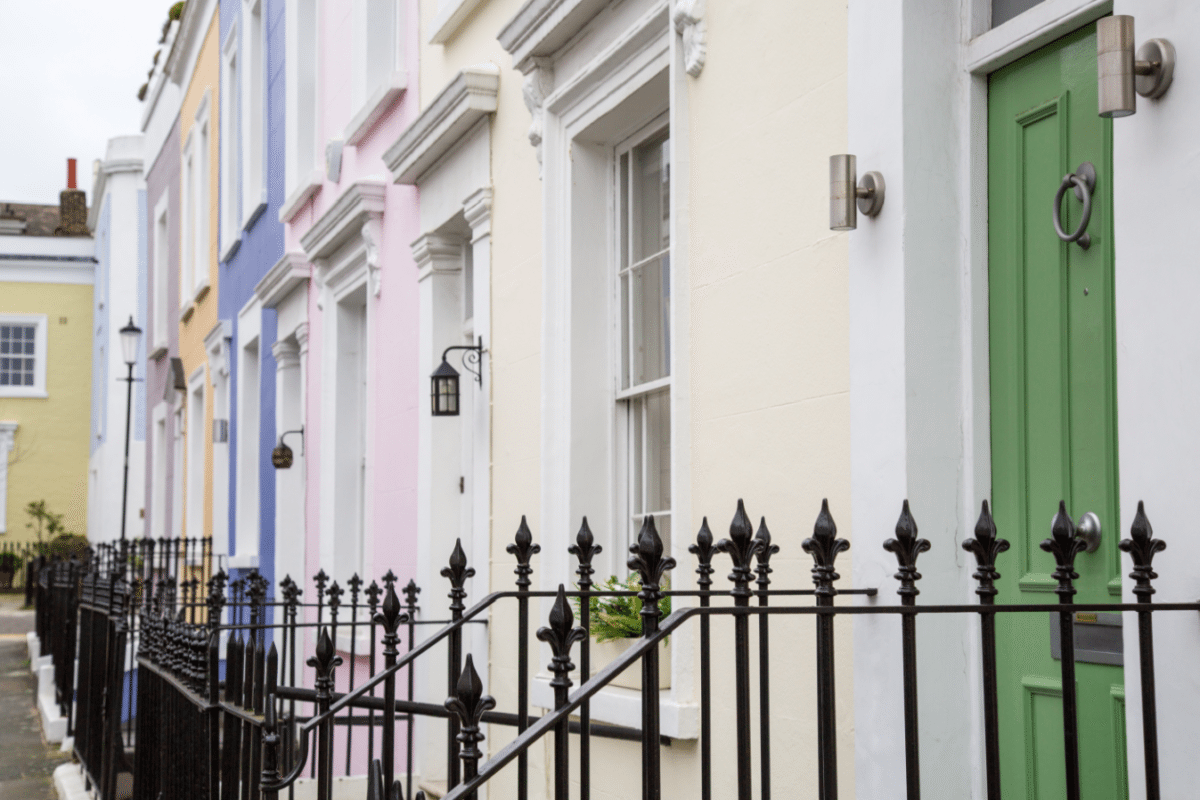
440,337,486,385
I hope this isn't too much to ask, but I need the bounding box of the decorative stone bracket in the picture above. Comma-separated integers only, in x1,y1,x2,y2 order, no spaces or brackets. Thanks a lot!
673,0,707,78
522,60,554,175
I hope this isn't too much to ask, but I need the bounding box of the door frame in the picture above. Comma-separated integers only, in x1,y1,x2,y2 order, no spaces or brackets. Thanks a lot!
847,0,1115,797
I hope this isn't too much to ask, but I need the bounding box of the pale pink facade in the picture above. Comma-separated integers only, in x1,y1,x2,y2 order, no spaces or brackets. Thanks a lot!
279,0,422,601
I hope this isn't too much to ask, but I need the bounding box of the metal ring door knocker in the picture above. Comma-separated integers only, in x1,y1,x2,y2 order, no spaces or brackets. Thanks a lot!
1053,162,1096,250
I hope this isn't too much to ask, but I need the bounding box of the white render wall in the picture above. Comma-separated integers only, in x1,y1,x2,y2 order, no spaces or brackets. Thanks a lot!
87,135,147,544
1111,4,1200,798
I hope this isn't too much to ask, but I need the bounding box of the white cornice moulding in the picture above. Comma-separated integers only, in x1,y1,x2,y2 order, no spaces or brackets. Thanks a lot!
429,0,488,44
344,71,409,146
256,252,312,309
498,0,612,71
166,0,217,86
0,263,95,285
278,171,324,224
383,65,500,185
300,179,387,262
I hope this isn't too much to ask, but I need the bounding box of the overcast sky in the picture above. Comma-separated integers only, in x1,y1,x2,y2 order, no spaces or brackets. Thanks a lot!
0,0,169,204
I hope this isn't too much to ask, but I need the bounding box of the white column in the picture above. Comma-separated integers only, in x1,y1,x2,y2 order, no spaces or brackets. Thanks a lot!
410,231,465,786
272,337,305,589
0,422,16,534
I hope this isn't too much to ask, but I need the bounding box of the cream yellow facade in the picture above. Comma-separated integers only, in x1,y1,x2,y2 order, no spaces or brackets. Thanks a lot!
408,0,853,796
0,279,94,542
177,9,221,543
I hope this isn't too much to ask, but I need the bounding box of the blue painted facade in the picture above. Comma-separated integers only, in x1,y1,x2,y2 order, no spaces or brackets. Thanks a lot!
218,0,286,589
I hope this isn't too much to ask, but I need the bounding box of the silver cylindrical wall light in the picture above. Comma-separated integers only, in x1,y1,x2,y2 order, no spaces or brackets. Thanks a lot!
1097,15,1174,118
830,154,884,231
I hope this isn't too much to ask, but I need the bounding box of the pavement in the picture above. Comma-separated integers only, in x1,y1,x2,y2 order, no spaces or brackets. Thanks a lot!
0,593,70,800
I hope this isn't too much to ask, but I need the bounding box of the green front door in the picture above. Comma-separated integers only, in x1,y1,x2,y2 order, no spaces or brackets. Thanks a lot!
988,22,1126,800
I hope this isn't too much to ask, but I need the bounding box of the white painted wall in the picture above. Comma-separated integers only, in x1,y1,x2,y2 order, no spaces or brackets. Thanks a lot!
1110,4,1200,798
849,1,1200,798
88,135,147,544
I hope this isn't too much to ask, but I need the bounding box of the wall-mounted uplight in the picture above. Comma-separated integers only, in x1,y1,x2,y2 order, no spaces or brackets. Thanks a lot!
271,427,304,469
829,154,884,231
431,337,485,417
1097,15,1174,118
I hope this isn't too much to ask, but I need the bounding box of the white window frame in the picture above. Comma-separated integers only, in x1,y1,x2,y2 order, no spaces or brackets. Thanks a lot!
234,298,262,565
0,314,48,398
613,118,672,555
181,136,195,310
344,0,406,146
152,195,170,354
282,0,322,221
193,94,212,301
172,397,185,539
220,22,242,259
150,402,169,539
185,367,207,540
241,0,267,227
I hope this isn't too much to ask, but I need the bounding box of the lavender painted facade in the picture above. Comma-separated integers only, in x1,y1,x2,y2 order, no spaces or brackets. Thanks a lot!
142,114,183,544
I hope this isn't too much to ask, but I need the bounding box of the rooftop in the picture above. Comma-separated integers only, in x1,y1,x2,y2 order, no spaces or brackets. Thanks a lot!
0,202,90,238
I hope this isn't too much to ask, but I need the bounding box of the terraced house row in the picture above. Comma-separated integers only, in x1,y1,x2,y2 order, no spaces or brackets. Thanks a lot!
37,1,1200,799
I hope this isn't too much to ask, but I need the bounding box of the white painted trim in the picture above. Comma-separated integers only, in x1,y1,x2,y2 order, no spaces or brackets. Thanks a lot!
256,252,312,309
382,65,500,184
0,421,16,533
966,0,1111,73
185,365,208,541
0,314,48,398
166,0,218,86
235,296,263,561
427,0,486,44
221,18,242,256
530,674,697,738
344,71,408,146
150,402,169,540
497,0,612,72
240,0,268,231
300,180,387,261
278,171,324,223
152,193,170,353
0,263,94,285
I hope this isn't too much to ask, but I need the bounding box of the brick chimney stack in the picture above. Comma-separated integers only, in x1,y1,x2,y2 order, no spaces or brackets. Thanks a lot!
55,157,89,236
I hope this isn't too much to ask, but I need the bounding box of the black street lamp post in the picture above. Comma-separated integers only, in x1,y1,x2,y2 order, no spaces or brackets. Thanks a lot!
118,316,142,542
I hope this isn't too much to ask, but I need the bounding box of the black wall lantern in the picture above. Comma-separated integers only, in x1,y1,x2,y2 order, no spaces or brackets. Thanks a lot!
431,337,485,417
272,427,305,469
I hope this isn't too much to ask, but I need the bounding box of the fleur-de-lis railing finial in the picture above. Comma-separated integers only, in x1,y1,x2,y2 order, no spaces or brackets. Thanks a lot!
280,574,303,610
962,500,1009,599
347,573,364,608
802,499,850,596
374,577,407,655
568,517,602,584
717,499,763,599
307,626,344,693
537,585,587,692
1041,501,1085,598
883,500,931,600
754,517,780,592
628,515,677,633
365,579,383,615
313,568,329,602
403,578,421,612
442,539,476,616
327,580,344,624
689,517,718,591
206,568,228,627
506,516,541,589
1119,500,1166,601
445,654,496,779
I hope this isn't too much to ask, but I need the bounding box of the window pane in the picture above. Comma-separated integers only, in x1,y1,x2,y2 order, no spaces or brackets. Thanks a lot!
992,0,1046,27
619,151,630,270
632,133,669,264
631,254,669,384
631,399,643,516
644,389,670,514
620,271,631,390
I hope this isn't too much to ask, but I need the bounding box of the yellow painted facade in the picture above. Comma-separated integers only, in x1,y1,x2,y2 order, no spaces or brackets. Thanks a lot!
178,10,220,541
0,281,94,542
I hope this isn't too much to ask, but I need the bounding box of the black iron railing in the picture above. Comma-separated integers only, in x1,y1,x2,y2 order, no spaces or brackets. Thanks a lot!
37,499,1190,800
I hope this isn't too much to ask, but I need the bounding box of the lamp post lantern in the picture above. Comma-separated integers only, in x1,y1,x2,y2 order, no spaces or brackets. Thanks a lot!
430,337,485,417
118,316,142,541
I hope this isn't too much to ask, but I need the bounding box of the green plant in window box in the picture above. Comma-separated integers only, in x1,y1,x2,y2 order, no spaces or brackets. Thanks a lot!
572,574,671,642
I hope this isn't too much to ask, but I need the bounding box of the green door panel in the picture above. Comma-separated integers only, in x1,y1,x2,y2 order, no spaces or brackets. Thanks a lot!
988,21,1123,800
